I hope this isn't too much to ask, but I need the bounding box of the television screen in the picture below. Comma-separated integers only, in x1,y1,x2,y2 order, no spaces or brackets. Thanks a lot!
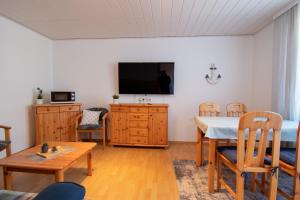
118,62,174,94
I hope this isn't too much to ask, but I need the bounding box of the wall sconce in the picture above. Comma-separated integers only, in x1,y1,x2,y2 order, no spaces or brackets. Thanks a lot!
205,63,222,85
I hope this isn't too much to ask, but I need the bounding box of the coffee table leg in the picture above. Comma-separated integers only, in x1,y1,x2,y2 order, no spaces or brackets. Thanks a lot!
55,170,64,182
3,167,12,189
87,151,92,176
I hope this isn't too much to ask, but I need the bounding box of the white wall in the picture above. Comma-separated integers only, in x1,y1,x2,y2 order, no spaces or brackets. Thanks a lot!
253,23,274,110
53,36,254,141
0,17,52,153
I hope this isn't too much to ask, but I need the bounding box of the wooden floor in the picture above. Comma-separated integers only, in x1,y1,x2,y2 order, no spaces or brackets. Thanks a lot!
0,142,197,200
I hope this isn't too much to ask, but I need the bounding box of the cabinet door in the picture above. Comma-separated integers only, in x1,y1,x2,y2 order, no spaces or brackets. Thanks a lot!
110,112,129,144
119,112,129,144
149,113,168,145
110,112,120,143
36,112,61,144
60,111,79,142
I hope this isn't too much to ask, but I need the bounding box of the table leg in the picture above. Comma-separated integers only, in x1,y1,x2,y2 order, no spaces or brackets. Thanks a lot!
55,170,64,182
87,151,92,176
208,139,216,193
196,128,203,166
3,167,12,190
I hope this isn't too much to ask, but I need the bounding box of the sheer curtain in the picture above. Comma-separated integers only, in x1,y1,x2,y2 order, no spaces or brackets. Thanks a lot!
272,5,299,120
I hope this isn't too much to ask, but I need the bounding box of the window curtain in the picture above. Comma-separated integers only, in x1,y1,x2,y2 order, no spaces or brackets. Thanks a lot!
272,5,298,120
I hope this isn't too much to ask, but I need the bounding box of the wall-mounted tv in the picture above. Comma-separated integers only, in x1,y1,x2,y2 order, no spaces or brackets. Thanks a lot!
118,62,174,95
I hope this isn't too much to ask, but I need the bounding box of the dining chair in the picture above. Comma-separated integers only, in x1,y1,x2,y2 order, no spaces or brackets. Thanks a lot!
197,102,220,165
226,102,247,117
199,102,220,116
216,111,283,200
75,107,108,149
0,125,12,157
260,122,300,200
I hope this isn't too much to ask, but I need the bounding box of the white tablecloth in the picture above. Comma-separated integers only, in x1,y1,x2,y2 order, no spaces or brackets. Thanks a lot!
194,116,298,141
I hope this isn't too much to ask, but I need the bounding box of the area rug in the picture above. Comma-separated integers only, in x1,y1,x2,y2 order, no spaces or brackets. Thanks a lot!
173,160,293,200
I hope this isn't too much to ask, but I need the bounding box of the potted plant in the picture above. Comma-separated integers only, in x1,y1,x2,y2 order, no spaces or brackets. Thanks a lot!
112,94,120,104
36,87,44,104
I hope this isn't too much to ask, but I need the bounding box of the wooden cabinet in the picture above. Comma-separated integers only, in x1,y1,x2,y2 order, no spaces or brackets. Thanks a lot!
34,104,81,144
110,104,168,147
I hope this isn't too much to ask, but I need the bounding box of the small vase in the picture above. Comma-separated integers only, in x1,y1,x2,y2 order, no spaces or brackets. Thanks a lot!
41,143,48,153
113,99,119,104
36,99,44,104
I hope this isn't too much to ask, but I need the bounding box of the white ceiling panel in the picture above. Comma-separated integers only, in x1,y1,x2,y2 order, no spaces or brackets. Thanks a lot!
0,0,293,39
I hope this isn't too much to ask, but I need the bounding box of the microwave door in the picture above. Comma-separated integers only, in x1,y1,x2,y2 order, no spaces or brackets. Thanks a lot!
53,93,69,102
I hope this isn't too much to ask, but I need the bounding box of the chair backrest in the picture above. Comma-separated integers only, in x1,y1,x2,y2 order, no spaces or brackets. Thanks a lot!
237,112,282,171
199,102,220,116
226,102,247,117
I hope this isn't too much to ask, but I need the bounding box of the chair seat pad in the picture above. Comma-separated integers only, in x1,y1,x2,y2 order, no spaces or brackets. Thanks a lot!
217,146,271,165
77,124,102,130
0,140,11,151
266,148,296,166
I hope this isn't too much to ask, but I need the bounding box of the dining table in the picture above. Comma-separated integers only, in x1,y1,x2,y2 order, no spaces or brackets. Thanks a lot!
194,116,299,193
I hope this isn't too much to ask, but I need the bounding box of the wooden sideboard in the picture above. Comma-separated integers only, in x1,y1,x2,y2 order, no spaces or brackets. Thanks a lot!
34,103,81,144
110,104,168,147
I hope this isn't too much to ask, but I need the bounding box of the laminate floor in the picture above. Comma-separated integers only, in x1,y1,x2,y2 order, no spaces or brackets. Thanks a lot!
0,142,201,200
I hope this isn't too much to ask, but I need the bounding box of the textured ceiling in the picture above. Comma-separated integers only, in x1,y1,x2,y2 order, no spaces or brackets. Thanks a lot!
0,0,293,39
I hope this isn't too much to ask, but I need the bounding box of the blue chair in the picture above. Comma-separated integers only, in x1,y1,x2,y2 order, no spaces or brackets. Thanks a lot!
33,182,85,200
265,122,300,200
0,125,12,157
216,112,283,200
75,107,108,148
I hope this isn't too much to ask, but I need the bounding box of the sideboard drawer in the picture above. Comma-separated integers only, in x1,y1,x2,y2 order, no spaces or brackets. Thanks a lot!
60,105,80,112
36,107,59,114
130,136,148,144
130,107,148,113
111,106,129,112
129,121,148,128
128,113,148,121
149,107,168,113
129,128,148,137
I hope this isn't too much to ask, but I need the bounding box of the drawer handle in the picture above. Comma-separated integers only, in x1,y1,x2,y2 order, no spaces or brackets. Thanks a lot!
47,108,50,111
68,107,72,110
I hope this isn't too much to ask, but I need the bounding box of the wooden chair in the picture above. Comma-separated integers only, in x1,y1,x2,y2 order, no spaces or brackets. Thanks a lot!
261,122,300,200
199,102,220,116
226,102,247,117
198,102,220,165
75,108,108,149
0,125,12,157
217,112,283,200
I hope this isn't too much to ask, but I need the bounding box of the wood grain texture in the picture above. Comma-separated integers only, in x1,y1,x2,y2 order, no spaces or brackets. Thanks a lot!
0,143,187,200
226,102,247,117
110,104,168,147
0,142,96,189
34,104,81,144
217,111,283,200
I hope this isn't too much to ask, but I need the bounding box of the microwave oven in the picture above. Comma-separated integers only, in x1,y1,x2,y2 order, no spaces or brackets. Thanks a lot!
51,91,75,103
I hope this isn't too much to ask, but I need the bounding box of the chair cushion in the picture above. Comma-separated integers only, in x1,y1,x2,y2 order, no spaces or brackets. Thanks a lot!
77,124,102,130
266,148,296,166
33,182,85,200
217,146,271,165
0,140,11,151
80,110,101,125
87,107,108,121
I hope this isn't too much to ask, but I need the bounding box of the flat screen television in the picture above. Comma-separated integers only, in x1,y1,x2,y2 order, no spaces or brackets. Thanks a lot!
118,62,174,95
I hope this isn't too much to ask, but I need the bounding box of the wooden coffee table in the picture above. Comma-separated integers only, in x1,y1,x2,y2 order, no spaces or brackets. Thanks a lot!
0,142,96,189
